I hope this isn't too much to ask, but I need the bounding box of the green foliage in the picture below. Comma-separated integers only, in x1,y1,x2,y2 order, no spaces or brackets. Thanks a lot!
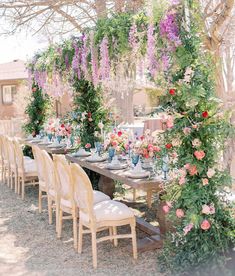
156,3,235,275
23,82,52,136
94,13,133,58
71,77,109,147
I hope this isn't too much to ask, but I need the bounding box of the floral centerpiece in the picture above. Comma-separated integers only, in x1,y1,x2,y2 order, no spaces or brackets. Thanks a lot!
104,130,129,154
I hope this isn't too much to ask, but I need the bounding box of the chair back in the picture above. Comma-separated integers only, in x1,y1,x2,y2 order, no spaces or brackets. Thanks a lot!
1,136,9,162
53,155,74,205
41,150,56,193
6,137,16,168
70,163,94,220
13,140,24,171
32,146,45,184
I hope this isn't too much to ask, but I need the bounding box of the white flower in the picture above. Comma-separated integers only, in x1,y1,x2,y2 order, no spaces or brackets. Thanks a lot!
207,168,216,178
192,138,201,148
98,122,104,129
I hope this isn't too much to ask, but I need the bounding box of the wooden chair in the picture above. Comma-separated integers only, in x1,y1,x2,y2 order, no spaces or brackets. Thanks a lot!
70,163,138,268
1,136,10,186
53,155,110,249
40,149,58,228
13,140,38,199
0,135,4,183
6,137,17,191
32,146,47,213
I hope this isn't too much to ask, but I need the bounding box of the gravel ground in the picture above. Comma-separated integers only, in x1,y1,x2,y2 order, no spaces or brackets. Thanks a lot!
0,182,161,276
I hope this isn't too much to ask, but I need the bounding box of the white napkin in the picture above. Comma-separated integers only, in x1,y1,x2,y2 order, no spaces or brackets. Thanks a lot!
110,155,121,167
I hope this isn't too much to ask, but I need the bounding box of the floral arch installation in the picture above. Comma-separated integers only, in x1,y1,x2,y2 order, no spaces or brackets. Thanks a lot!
28,0,235,274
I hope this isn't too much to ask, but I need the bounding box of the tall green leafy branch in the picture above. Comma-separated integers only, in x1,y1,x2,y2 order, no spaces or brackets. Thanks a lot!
23,82,52,136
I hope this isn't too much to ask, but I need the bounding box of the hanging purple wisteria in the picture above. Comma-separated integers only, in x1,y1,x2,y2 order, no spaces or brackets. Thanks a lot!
159,10,181,47
99,36,110,80
147,24,158,79
72,42,81,80
81,34,89,78
128,23,138,55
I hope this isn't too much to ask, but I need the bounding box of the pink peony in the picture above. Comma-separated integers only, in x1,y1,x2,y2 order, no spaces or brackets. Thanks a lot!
207,168,215,178
179,176,186,185
163,205,170,214
202,178,209,186
201,219,211,230
183,223,194,235
194,150,206,160
183,127,191,135
188,165,198,176
202,204,211,215
176,209,184,218
166,116,174,128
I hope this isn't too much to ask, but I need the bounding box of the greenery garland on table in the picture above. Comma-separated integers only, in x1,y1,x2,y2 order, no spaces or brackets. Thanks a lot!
27,0,235,274
23,82,52,137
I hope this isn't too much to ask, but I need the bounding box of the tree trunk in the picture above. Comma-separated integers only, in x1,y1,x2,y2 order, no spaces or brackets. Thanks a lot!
115,0,125,12
126,0,145,12
95,0,107,19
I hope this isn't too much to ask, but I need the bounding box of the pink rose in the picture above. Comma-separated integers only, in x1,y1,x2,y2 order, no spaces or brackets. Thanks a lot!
166,116,174,129
183,223,194,235
110,133,116,139
176,209,184,218
85,143,91,149
163,205,170,214
201,219,211,230
202,204,211,215
179,168,187,177
192,124,198,129
188,165,198,176
112,140,118,147
194,150,206,160
184,163,190,170
179,176,186,185
183,127,191,135
153,146,161,152
202,178,209,186
207,168,215,178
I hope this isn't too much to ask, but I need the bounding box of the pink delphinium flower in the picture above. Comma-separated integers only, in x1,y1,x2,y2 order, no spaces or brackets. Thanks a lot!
176,209,184,218
183,223,194,235
194,150,206,160
201,219,211,230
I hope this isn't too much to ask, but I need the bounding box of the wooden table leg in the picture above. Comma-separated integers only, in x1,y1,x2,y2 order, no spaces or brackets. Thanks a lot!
156,200,168,236
98,175,115,199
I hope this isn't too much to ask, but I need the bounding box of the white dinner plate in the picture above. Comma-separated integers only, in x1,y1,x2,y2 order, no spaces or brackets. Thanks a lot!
86,156,107,162
73,151,91,157
106,163,128,170
125,170,150,179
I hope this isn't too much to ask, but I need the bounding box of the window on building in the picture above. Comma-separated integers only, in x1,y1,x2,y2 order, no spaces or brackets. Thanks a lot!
2,85,16,104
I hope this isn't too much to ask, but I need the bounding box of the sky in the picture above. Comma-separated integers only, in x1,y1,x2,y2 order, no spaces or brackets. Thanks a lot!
0,32,49,64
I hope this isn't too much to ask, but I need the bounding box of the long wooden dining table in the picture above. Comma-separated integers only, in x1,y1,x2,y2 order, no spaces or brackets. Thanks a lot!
23,139,170,252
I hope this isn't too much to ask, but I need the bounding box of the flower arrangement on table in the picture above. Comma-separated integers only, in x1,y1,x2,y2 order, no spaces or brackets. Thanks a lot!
104,130,129,156
44,118,60,137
